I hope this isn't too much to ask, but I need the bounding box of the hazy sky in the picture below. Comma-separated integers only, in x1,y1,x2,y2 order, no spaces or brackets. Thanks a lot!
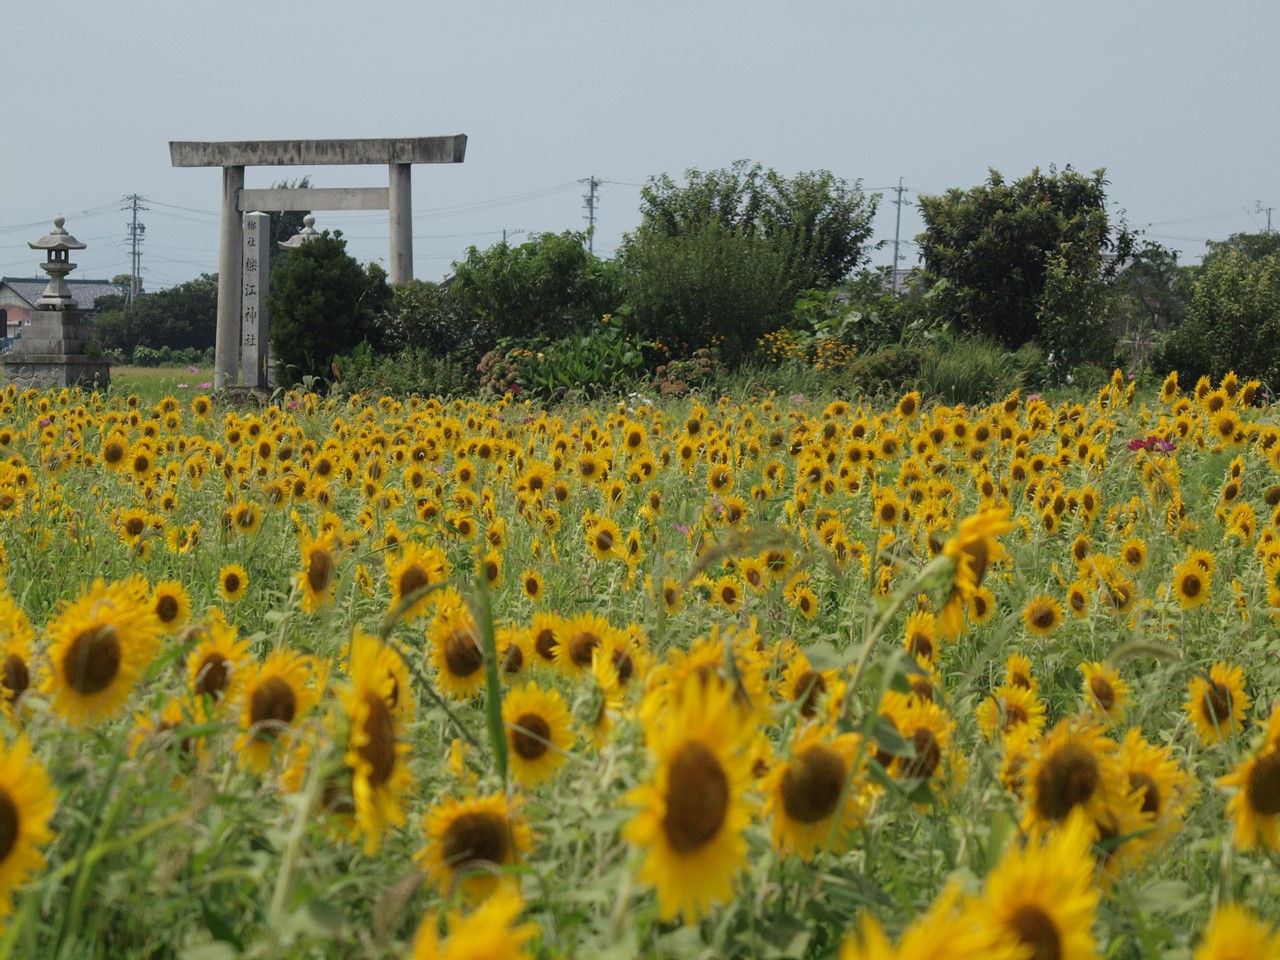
3,0,1276,289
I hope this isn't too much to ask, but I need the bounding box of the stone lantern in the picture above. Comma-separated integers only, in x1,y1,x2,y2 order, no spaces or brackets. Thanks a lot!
2,215,111,389
278,214,320,250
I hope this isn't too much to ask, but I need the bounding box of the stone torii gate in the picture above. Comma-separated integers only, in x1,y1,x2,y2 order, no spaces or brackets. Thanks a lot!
170,135,467,389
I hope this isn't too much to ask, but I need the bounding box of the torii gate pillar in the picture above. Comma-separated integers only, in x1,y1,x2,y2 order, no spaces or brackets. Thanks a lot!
170,136,467,389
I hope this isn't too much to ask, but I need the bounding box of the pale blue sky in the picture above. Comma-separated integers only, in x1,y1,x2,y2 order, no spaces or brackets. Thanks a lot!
2,0,1275,287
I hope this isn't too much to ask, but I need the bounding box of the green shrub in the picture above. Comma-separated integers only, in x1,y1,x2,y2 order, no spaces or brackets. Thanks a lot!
478,314,648,401
916,334,1028,406
333,343,477,398
843,344,928,397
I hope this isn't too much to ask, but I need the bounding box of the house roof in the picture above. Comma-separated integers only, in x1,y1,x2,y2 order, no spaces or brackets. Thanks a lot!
0,277,125,312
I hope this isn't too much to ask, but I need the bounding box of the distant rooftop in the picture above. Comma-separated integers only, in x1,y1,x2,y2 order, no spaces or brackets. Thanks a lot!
0,277,125,312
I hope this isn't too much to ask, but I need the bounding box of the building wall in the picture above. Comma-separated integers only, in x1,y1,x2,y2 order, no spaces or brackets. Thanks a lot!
0,291,33,336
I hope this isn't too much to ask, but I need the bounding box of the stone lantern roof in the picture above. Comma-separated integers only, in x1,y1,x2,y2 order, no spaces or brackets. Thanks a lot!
278,214,321,250
28,215,86,308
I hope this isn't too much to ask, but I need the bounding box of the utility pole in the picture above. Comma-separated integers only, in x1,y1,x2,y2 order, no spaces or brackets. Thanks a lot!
503,228,525,245
123,194,148,303
891,178,908,293
1258,201,1275,235
580,176,601,255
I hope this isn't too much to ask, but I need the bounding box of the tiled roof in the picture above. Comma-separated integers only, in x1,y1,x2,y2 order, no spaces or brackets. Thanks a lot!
0,277,125,312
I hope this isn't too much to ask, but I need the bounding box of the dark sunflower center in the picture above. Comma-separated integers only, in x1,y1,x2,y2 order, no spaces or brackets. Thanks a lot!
962,539,990,585
1033,743,1099,821
398,565,430,599
224,572,241,593
911,677,934,702
873,715,899,769
1003,702,1028,732
568,631,600,667
793,670,827,718
125,517,145,537
909,633,933,661
611,648,634,684
1010,671,1031,690
442,810,510,867
662,741,730,854
358,691,396,786
533,629,557,661
250,676,297,735
780,746,846,824
1129,772,1161,816
1246,750,1280,817
443,629,484,677
511,713,551,760
0,788,19,863
2,654,29,701
1204,682,1233,724
307,548,334,593
1008,904,1063,960
1031,607,1056,630
1181,573,1201,598
63,626,122,695
902,728,941,780
502,644,524,673
1090,677,1115,710
194,653,230,698
595,530,613,554
156,594,180,624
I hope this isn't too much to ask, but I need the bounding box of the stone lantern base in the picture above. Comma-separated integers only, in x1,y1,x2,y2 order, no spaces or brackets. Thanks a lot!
2,306,111,390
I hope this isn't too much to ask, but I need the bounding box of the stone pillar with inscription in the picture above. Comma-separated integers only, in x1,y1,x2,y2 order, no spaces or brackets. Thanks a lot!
241,212,269,389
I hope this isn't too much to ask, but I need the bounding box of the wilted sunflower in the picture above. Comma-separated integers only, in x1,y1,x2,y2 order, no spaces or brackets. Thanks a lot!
625,673,754,923
386,543,449,624
409,887,538,960
502,681,575,785
341,631,415,854
235,648,320,772
1080,661,1131,723
1218,706,1280,852
761,724,875,859
218,563,249,602
1184,661,1250,745
1193,903,1280,960
976,810,1100,960
416,791,532,901
0,736,57,920
42,578,164,726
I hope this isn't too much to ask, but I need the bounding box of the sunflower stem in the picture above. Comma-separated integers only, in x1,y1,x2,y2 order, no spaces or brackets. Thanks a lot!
472,577,508,785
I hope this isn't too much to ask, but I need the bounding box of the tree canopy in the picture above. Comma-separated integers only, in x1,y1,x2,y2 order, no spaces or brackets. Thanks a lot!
93,274,218,357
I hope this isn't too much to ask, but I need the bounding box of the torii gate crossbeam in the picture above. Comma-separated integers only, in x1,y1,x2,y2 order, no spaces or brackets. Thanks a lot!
170,135,467,389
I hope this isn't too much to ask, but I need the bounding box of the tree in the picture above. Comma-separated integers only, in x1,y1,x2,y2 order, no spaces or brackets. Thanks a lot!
1150,246,1280,384
1108,241,1191,367
448,231,625,352
916,166,1134,366
634,160,879,290
1202,231,1280,267
267,232,391,384
268,176,312,251
621,161,879,366
93,274,218,357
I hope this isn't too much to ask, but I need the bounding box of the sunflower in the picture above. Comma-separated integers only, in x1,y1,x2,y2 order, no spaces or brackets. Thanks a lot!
0,736,57,920
1119,727,1196,854
0,594,39,709
977,684,1047,742
502,681,575,786
520,569,544,604
1171,559,1212,610
1184,662,1250,745
341,632,415,854
1119,537,1148,573
586,515,623,561
496,625,530,679
553,611,621,677
416,791,533,901
218,563,249,602
427,600,487,700
780,656,839,721
761,724,874,859
297,527,342,614
1219,706,1280,852
976,809,1100,960
386,543,449,624
150,580,191,634
1022,595,1063,638
409,887,538,960
1020,716,1137,841
625,673,754,923
842,881,1016,960
1003,653,1038,694
938,507,1014,638
1080,661,1131,723
235,649,320,772
890,698,954,789
1193,903,1280,960
903,608,938,664
527,612,562,668
42,578,164,727
186,608,251,703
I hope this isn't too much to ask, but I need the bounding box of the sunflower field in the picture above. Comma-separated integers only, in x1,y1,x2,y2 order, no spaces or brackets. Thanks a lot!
1,369,1280,959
